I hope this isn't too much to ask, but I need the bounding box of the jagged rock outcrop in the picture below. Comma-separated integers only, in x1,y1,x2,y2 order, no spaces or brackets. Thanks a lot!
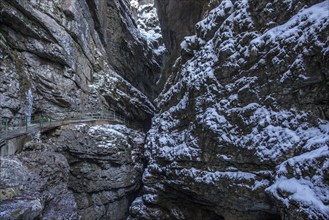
0,123,145,219
129,0,329,219
129,0,166,94
2,0,329,219
48,123,145,219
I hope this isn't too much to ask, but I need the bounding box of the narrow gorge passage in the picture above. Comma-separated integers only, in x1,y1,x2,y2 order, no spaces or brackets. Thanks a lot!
1,0,329,220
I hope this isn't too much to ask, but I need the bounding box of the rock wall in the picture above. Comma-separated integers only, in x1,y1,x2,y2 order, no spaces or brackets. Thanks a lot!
130,0,165,59
0,124,145,219
129,0,329,219
1,0,329,219
129,0,166,95
0,0,159,127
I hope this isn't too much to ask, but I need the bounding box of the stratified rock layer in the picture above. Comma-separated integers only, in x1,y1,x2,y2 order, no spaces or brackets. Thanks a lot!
0,0,158,126
93,0,161,98
130,1,329,219
0,147,79,219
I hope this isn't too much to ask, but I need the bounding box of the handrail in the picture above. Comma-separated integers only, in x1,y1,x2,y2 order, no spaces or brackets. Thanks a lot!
0,110,138,143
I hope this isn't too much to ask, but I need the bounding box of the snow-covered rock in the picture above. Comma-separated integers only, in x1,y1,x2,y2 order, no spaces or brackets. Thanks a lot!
130,0,329,219
130,0,165,57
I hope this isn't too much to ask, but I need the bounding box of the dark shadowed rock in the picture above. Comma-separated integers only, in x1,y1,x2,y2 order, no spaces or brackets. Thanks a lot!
154,0,208,55
88,0,162,98
153,0,208,91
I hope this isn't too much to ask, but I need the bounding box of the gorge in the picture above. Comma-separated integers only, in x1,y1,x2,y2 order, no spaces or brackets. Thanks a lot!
0,0,329,219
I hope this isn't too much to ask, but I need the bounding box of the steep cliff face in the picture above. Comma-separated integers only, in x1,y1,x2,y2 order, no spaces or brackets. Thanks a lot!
0,0,158,126
130,0,165,58
130,0,329,219
90,0,161,98
47,124,145,219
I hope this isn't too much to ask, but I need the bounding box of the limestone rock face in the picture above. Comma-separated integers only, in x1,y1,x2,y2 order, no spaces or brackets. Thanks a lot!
129,1,329,219
0,0,158,126
92,68,157,122
0,124,145,220
0,0,105,118
0,0,156,218
92,0,161,98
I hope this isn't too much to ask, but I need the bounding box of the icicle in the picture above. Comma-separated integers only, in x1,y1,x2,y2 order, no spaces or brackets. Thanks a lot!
26,89,33,127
